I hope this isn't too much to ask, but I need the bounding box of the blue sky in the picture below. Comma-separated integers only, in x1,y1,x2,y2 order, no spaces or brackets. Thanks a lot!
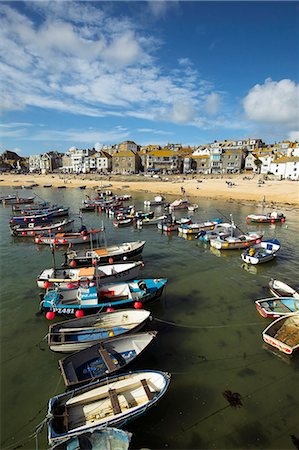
1,1,298,156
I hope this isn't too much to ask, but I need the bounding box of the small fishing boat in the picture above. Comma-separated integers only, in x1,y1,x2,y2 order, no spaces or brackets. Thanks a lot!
144,195,166,206
10,210,56,225
187,203,198,212
12,201,50,212
136,215,167,227
57,186,67,189
210,231,263,250
178,218,222,235
113,218,134,228
47,370,171,444
51,427,132,450
35,228,103,246
196,222,235,242
37,261,145,289
255,297,299,318
40,278,167,318
2,195,35,205
262,314,299,355
246,211,286,224
59,331,157,387
269,279,299,299
157,215,192,232
65,240,146,267
79,186,86,190
168,199,189,210
10,219,74,237
80,202,96,212
48,309,151,353
241,238,281,265
43,184,52,188
14,206,69,218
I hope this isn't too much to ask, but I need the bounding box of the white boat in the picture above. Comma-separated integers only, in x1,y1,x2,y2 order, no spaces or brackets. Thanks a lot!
187,203,198,211
51,427,132,450
178,218,222,235
246,211,286,223
241,239,281,265
262,314,299,355
37,261,145,289
144,195,166,206
168,199,189,210
136,215,167,227
48,309,151,353
47,370,171,444
210,231,263,250
269,279,299,299
196,222,236,242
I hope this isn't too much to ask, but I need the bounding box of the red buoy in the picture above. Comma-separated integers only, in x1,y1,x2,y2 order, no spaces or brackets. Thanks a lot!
75,310,84,318
21,231,27,236
281,218,285,223
83,236,88,241
92,259,97,265
134,301,143,309
67,282,76,289
44,281,51,289
106,307,115,312
46,311,55,320
70,260,77,268
36,238,42,244
62,239,67,245
108,257,113,264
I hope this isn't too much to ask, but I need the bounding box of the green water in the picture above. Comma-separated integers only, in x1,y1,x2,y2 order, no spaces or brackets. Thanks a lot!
0,187,298,450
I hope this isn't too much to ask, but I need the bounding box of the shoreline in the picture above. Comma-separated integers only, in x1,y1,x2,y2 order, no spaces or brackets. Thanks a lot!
0,173,298,210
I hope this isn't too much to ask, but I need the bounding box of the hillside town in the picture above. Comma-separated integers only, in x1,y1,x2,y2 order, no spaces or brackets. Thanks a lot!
1,138,299,180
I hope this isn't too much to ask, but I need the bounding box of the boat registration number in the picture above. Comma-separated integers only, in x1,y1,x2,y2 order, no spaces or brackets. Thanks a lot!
53,307,74,314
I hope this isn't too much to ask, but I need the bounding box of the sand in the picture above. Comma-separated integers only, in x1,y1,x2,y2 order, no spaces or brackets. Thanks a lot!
0,172,298,209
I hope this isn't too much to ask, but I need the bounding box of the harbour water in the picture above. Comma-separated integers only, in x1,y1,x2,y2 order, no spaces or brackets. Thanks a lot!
0,187,299,450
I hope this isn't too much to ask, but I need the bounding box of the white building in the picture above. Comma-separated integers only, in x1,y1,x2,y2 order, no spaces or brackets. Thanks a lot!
270,156,299,180
96,151,112,173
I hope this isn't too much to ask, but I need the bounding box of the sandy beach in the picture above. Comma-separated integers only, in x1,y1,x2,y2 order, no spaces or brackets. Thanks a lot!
0,173,298,209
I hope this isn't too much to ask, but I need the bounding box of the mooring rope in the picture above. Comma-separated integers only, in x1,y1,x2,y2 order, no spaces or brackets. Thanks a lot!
154,317,263,329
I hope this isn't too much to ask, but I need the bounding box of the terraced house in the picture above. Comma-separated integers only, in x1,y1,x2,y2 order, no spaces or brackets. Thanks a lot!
145,149,182,173
222,149,246,173
112,150,141,174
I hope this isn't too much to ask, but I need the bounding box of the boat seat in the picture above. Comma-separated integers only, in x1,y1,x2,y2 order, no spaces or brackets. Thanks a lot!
141,379,154,400
65,362,78,383
98,346,115,371
108,389,121,415
274,301,292,313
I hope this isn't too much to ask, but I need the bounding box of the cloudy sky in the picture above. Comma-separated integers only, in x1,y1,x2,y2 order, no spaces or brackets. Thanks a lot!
1,1,298,155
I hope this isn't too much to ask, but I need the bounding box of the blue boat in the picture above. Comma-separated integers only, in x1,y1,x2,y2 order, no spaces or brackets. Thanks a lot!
241,238,281,265
47,370,171,445
51,427,132,450
255,297,299,318
40,278,168,318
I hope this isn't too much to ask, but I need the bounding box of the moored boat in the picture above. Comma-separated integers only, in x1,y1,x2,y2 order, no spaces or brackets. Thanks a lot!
196,222,235,242
40,278,167,318
47,370,171,444
51,427,132,450
262,314,299,355
34,228,103,246
59,331,157,387
37,261,145,289
269,279,299,299
241,238,281,265
113,218,134,228
246,211,286,224
65,240,146,267
2,195,35,205
178,218,222,235
10,219,74,237
210,231,263,250
168,199,189,210
48,309,151,352
187,203,198,212
144,195,166,206
255,297,299,318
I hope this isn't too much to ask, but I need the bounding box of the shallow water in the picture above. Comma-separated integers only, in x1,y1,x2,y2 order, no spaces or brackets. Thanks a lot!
0,186,298,450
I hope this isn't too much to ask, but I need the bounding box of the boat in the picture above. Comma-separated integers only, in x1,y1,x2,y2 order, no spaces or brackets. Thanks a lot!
269,279,299,299
65,241,146,267
246,211,286,224
113,218,134,228
136,215,167,227
80,202,96,212
262,314,299,354
10,210,56,225
51,427,132,450
187,203,198,212
34,228,103,246
48,309,151,353
40,278,167,317
44,184,52,188
255,297,299,318
210,231,263,250
10,219,74,237
157,215,192,232
168,199,189,210
178,218,222,235
59,331,157,387
196,222,236,242
47,370,171,444
79,186,86,190
57,186,67,189
2,196,35,205
37,261,145,289
241,238,281,265
12,201,51,212
144,195,166,206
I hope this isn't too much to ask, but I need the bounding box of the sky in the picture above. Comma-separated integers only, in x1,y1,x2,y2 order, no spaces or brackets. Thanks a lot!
0,1,298,156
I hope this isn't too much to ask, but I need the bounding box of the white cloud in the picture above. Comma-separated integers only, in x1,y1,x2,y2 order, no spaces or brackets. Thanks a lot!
94,143,102,151
288,131,299,141
243,78,299,126
205,92,221,115
171,99,196,124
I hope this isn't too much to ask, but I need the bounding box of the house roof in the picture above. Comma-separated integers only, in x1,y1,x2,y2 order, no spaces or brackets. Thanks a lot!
147,150,179,157
272,156,299,164
113,150,137,157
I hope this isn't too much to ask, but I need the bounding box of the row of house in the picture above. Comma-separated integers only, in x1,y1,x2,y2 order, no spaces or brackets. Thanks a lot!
25,139,299,179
